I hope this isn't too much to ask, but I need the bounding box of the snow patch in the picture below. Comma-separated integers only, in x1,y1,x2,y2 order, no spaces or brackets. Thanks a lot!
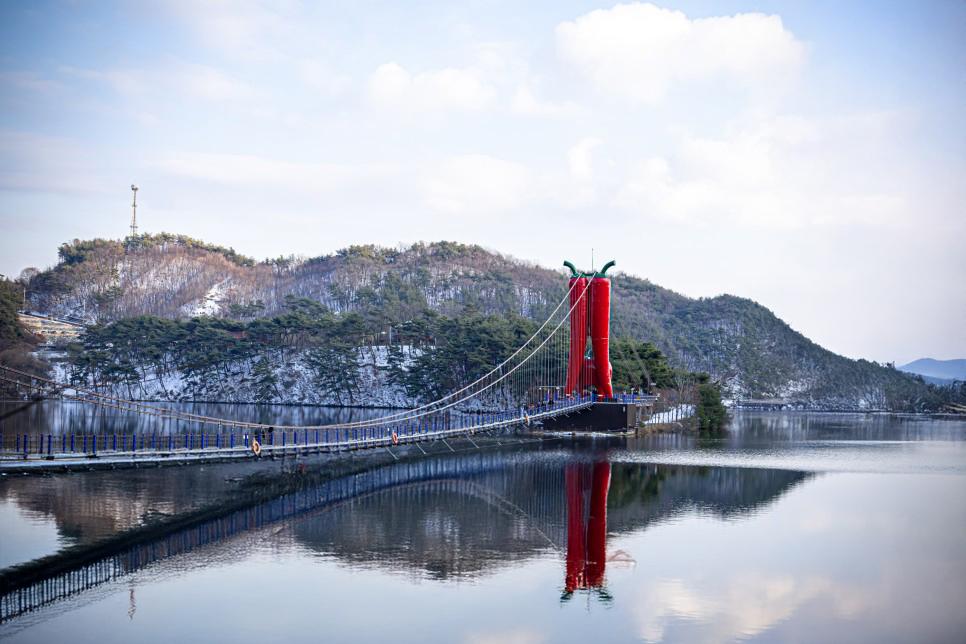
645,404,696,425
181,278,231,317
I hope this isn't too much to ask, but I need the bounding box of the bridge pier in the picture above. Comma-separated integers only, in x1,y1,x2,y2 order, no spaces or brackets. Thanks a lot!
540,402,642,433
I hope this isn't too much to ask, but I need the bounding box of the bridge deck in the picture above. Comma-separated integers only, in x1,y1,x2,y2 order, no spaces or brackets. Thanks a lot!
0,396,610,470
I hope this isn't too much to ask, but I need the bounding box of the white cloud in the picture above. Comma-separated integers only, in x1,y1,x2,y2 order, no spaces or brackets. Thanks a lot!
509,85,581,118
469,41,530,84
154,0,296,61
563,136,605,207
555,2,805,104
0,130,113,196
299,59,351,94
155,151,392,188
61,60,255,102
0,71,69,95
614,111,911,230
421,154,531,216
464,628,546,644
177,62,257,101
366,62,497,115
156,150,533,221
568,136,602,180
634,573,877,644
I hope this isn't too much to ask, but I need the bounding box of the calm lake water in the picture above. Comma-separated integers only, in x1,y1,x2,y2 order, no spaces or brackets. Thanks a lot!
0,400,387,437
1,410,964,643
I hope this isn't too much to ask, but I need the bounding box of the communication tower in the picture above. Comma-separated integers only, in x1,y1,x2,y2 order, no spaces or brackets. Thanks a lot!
130,184,139,237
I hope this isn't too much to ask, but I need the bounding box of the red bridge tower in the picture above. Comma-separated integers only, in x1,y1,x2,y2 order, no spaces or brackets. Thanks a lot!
563,260,615,399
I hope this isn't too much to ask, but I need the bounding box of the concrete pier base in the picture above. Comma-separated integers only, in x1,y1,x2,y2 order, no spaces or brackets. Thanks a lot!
539,402,645,432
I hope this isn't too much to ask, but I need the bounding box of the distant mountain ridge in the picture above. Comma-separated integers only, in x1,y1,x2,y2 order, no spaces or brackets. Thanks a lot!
899,359,966,386
20,234,962,411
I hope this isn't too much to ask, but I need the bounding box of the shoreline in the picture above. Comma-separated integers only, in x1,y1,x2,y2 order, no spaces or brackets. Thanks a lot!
2,397,962,417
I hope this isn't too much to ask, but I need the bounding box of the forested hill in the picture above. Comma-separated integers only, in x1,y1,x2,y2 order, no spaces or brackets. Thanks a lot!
20,234,958,410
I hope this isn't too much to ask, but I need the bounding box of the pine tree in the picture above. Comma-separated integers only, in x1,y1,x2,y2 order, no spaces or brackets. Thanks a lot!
252,356,278,403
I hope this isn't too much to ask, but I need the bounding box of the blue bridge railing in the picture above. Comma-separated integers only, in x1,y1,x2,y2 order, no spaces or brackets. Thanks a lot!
0,395,596,463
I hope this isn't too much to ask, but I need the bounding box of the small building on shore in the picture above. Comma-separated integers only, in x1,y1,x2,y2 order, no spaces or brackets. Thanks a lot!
17,312,85,346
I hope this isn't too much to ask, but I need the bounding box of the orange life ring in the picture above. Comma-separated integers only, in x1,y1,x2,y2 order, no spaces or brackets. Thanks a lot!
251,439,261,456
391,430,398,445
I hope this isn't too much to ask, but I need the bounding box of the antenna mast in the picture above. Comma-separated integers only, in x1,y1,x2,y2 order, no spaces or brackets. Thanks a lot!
130,184,139,238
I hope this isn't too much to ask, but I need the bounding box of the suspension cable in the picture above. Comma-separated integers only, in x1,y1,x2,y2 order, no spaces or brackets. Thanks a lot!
313,276,592,425
316,276,583,427
0,365,265,429
0,373,228,426
0,278,590,431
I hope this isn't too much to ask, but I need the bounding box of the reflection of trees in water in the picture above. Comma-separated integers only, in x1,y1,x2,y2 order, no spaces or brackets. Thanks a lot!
1,449,814,622
608,464,809,531
0,448,808,579
0,461,260,546
0,400,385,437
290,457,809,582
729,411,966,442
293,481,558,580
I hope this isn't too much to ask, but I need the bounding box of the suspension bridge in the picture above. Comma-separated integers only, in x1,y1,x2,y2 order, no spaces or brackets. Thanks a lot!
1,261,664,466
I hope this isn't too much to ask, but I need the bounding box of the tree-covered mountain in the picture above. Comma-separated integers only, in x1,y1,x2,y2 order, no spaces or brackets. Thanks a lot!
26,235,560,324
18,234,964,411
0,276,50,396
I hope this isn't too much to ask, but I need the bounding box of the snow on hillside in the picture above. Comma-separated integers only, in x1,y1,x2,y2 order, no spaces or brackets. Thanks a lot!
181,278,230,317
58,345,423,407
644,405,696,425
29,237,949,411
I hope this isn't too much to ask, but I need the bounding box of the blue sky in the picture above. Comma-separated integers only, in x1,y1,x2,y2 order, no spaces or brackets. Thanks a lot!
1,0,963,365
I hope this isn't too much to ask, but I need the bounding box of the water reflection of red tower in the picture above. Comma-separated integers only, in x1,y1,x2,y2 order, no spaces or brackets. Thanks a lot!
564,461,611,596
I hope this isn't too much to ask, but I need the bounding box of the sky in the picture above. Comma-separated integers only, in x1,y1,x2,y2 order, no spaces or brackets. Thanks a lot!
0,0,963,365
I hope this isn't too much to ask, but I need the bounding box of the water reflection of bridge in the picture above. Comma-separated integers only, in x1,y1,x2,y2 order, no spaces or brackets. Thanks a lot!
0,447,807,622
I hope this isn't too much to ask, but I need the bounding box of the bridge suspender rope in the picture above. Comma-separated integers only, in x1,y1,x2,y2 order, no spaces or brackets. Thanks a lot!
0,278,594,436
303,275,588,429
609,322,653,394
0,373,228,425
0,285,582,432
0,279,584,431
